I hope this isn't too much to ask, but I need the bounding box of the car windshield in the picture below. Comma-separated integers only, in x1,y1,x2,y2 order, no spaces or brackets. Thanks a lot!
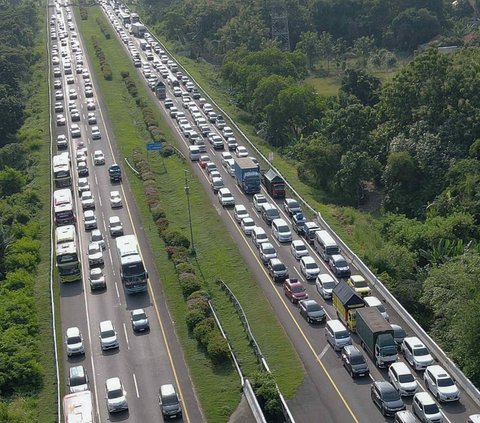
266,209,279,217
102,330,115,338
263,247,275,254
306,262,318,269
295,244,307,251
424,403,439,414
393,327,406,338
350,355,365,365
413,347,429,356
437,377,454,387
279,226,289,233
107,388,122,399
336,330,349,339
132,312,146,321
398,373,414,383
354,279,368,288
163,393,178,405
244,220,255,227
67,336,81,344
335,258,347,267
323,281,336,289
273,263,286,271
382,389,400,402
306,302,322,312
123,262,145,277
291,285,305,293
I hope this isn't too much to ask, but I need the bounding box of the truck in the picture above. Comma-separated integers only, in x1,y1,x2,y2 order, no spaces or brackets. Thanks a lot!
332,280,364,331
356,307,398,368
261,168,285,198
63,390,93,423
234,157,261,194
108,163,122,182
131,22,146,37
155,79,166,100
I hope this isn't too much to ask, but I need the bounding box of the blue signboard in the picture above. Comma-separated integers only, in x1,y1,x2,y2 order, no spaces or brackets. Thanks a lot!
146,142,162,151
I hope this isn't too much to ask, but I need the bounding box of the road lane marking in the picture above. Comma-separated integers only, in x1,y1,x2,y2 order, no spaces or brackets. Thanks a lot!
114,281,120,301
123,322,130,350
133,373,140,398
318,345,329,360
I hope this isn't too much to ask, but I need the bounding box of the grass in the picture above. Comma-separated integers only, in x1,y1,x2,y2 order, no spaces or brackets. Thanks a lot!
75,6,304,421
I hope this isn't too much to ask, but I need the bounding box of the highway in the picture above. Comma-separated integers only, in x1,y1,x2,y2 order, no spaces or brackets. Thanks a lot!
49,1,203,422
97,2,480,422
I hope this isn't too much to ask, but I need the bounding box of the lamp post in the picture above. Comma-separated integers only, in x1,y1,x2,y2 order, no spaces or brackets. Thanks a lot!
184,170,195,255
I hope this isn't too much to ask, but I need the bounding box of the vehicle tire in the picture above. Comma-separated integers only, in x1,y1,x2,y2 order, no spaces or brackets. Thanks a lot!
381,406,386,417
307,317,311,324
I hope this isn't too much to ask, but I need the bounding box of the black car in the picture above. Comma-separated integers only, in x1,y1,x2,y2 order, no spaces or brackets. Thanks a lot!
371,381,405,417
341,345,369,378
283,198,301,216
267,258,289,283
299,300,326,324
261,203,280,226
328,254,351,279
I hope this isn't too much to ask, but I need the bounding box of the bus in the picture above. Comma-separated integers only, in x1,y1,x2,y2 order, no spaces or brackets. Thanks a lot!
55,225,81,283
53,152,71,188
63,391,93,423
119,11,131,25
116,235,148,294
54,188,75,226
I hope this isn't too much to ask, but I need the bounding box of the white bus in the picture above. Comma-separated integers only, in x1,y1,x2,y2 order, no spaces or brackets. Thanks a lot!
55,225,81,283
116,235,148,294
314,230,339,261
63,390,93,423
54,188,75,225
53,152,71,188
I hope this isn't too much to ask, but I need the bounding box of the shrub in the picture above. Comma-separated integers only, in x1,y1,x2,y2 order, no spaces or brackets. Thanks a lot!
250,371,283,419
193,317,215,347
151,204,166,220
163,230,190,249
155,218,169,235
175,262,195,275
187,290,210,301
79,7,88,20
187,295,210,316
206,332,230,364
185,308,206,331
120,70,129,78
170,248,189,265
178,273,201,297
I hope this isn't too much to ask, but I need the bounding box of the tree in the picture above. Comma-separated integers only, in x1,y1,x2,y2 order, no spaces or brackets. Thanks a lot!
251,75,292,115
318,31,334,72
0,168,25,197
352,36,375,67
295,31,321,68
0,86,24,145
340,69,381,106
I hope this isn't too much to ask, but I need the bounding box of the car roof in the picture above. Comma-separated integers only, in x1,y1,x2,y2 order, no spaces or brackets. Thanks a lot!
415,391,435,404
343,345,361,355
106,377,121,391
390,361,411,373
219,188,231,194
66,326,80,337
375,381,395,392
301,256,316,264
426,364,449,377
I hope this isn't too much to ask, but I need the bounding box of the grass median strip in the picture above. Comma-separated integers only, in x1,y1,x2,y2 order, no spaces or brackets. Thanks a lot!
75,6,304,422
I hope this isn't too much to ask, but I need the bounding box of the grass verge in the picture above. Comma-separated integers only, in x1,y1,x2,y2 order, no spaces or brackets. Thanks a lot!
75,6,304,422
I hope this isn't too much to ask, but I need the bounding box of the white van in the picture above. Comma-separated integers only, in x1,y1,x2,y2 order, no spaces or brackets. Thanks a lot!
325,319,351,351
363,296,389,321
314,230,339,261
188,145,201,161
159,384,182,419
271,218,292,242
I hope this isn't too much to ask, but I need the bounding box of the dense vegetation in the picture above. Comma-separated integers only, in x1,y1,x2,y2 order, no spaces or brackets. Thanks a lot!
0,0,54,420
136,0,480,385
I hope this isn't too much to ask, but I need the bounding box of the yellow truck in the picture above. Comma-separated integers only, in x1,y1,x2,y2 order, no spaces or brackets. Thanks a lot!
332,280,365,332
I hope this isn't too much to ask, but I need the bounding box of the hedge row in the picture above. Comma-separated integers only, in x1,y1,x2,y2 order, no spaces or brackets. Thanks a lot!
131,150,230,365
120,71,165,142
91,36,112,80
250,371,283,421
79,7,88,20
95,16,111,39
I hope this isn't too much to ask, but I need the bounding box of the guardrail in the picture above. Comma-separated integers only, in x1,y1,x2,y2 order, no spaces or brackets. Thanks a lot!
116,3,480,409
124,157,140,176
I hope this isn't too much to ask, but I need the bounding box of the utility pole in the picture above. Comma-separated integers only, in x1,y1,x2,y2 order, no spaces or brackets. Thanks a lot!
184,170,195,255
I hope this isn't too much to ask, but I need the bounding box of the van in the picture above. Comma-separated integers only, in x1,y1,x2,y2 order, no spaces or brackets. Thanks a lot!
468,415,480,423
189,145,201,161
393,410,416,423
68,365,88,393
325,319,352,351
167,76,179,87
271,218,292,243
314,230,339,261
194,138,206,153
159,384,182,419
363,296,389,321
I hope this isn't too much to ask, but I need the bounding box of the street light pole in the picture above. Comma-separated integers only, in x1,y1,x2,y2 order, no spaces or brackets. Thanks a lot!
184,170,195,255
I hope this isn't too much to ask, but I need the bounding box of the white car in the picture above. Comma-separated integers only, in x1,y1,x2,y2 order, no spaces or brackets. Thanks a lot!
81,191,95,210
77,177,90,196
259,242,277,264
70,124,81,138
93,150,105,165
109,216,123,237
105,377,128,413
413,392,443,423
315,274,337,299
253,193,267,211
173,86,182,97
87,112,96,124
290,239,309,260
65,327,84,356
87,100,96,110
235,146,248,158
91,126,101,140
234,205,249,223
90,229,105,250
240,217,255,235
110,191,122,208
218,188,235,207
69,89,78,99
87,241,103,267
402,337,434,371
56,114,66,126
424,365,460,402
221,151,233,167
57,134,68,149
83,210,97,230
388,362,418,396
300,256,320,280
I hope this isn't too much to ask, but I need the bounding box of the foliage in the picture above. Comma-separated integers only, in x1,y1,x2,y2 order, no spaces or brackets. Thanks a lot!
250,371,283,421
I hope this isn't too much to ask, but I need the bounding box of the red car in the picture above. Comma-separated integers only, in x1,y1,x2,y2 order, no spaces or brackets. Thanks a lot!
283,279,308,304
199,155,210,169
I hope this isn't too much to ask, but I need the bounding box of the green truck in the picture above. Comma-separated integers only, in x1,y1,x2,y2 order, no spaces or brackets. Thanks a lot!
356,307,398,368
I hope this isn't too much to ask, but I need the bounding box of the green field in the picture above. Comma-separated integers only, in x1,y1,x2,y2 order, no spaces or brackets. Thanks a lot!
75,6,304,422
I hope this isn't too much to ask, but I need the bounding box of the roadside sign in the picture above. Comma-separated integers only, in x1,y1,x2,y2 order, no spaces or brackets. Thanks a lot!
146,142,162,151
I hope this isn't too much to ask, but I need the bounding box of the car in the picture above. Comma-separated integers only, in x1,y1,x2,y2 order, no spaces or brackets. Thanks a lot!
90,229,105,250
83,210,97,230
110,190,122,208
233,205,249,223
215,115,226,129
364,296,389,320
89,267,106,290
131,309,150,332
292,212,307,235
342,345,369,378
290,239,308,260
222,126,234,138
207,111,218,123
389,362,418,396
218,188,235,207
283,278,308,304
68,100,77,111
316,274,337,299
271,218,292,242
87,112,97,124
91,126,101,140
235,146,248,158
347,275,371,297
227,137,238,151
93,150,105,165
173,86,182,97
66,75,75,84
56,114,66,126
70,124,81,138
86,100,95,110
391,324,406,349
259,242,277,264
402,336,434,371
284,198,301,216
164,98,174,109
205,162,218,174
81,191,95,210
109,216,124,237
53,79,62,89
221,151,233,166
77,178,90,196
300,256,320,280
208,134,224,149
65,327,85,356
87,242,103,267
424,365,460,402
105,377,128,413
57,134,68,149
70,110,80,122
55,90,64,100
169,106,179,118
225,158,235,176
412,392,443,423
240,217,256,235
267,258,289,283
199,155,210,169
68,365,89,394
54,101,64,113
299,299,326,324
69,89,78,100
328,254,351,279
370,381,406,417
261,203,280,226
77,160,88,178
159,384,182,419
99,320,118,351
210,177,224,192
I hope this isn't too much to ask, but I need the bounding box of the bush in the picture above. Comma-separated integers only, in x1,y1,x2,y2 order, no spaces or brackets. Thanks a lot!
155,218,169,235
151,204,166,220
185,308,206,331
80,7,88,20
193,317,215,347
206,332,230,364
179,273,202,297
187,290,210,301
176,262,195,275
120,70,130,78
250,371,283,419
163,230,190,249
186,294,210,315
